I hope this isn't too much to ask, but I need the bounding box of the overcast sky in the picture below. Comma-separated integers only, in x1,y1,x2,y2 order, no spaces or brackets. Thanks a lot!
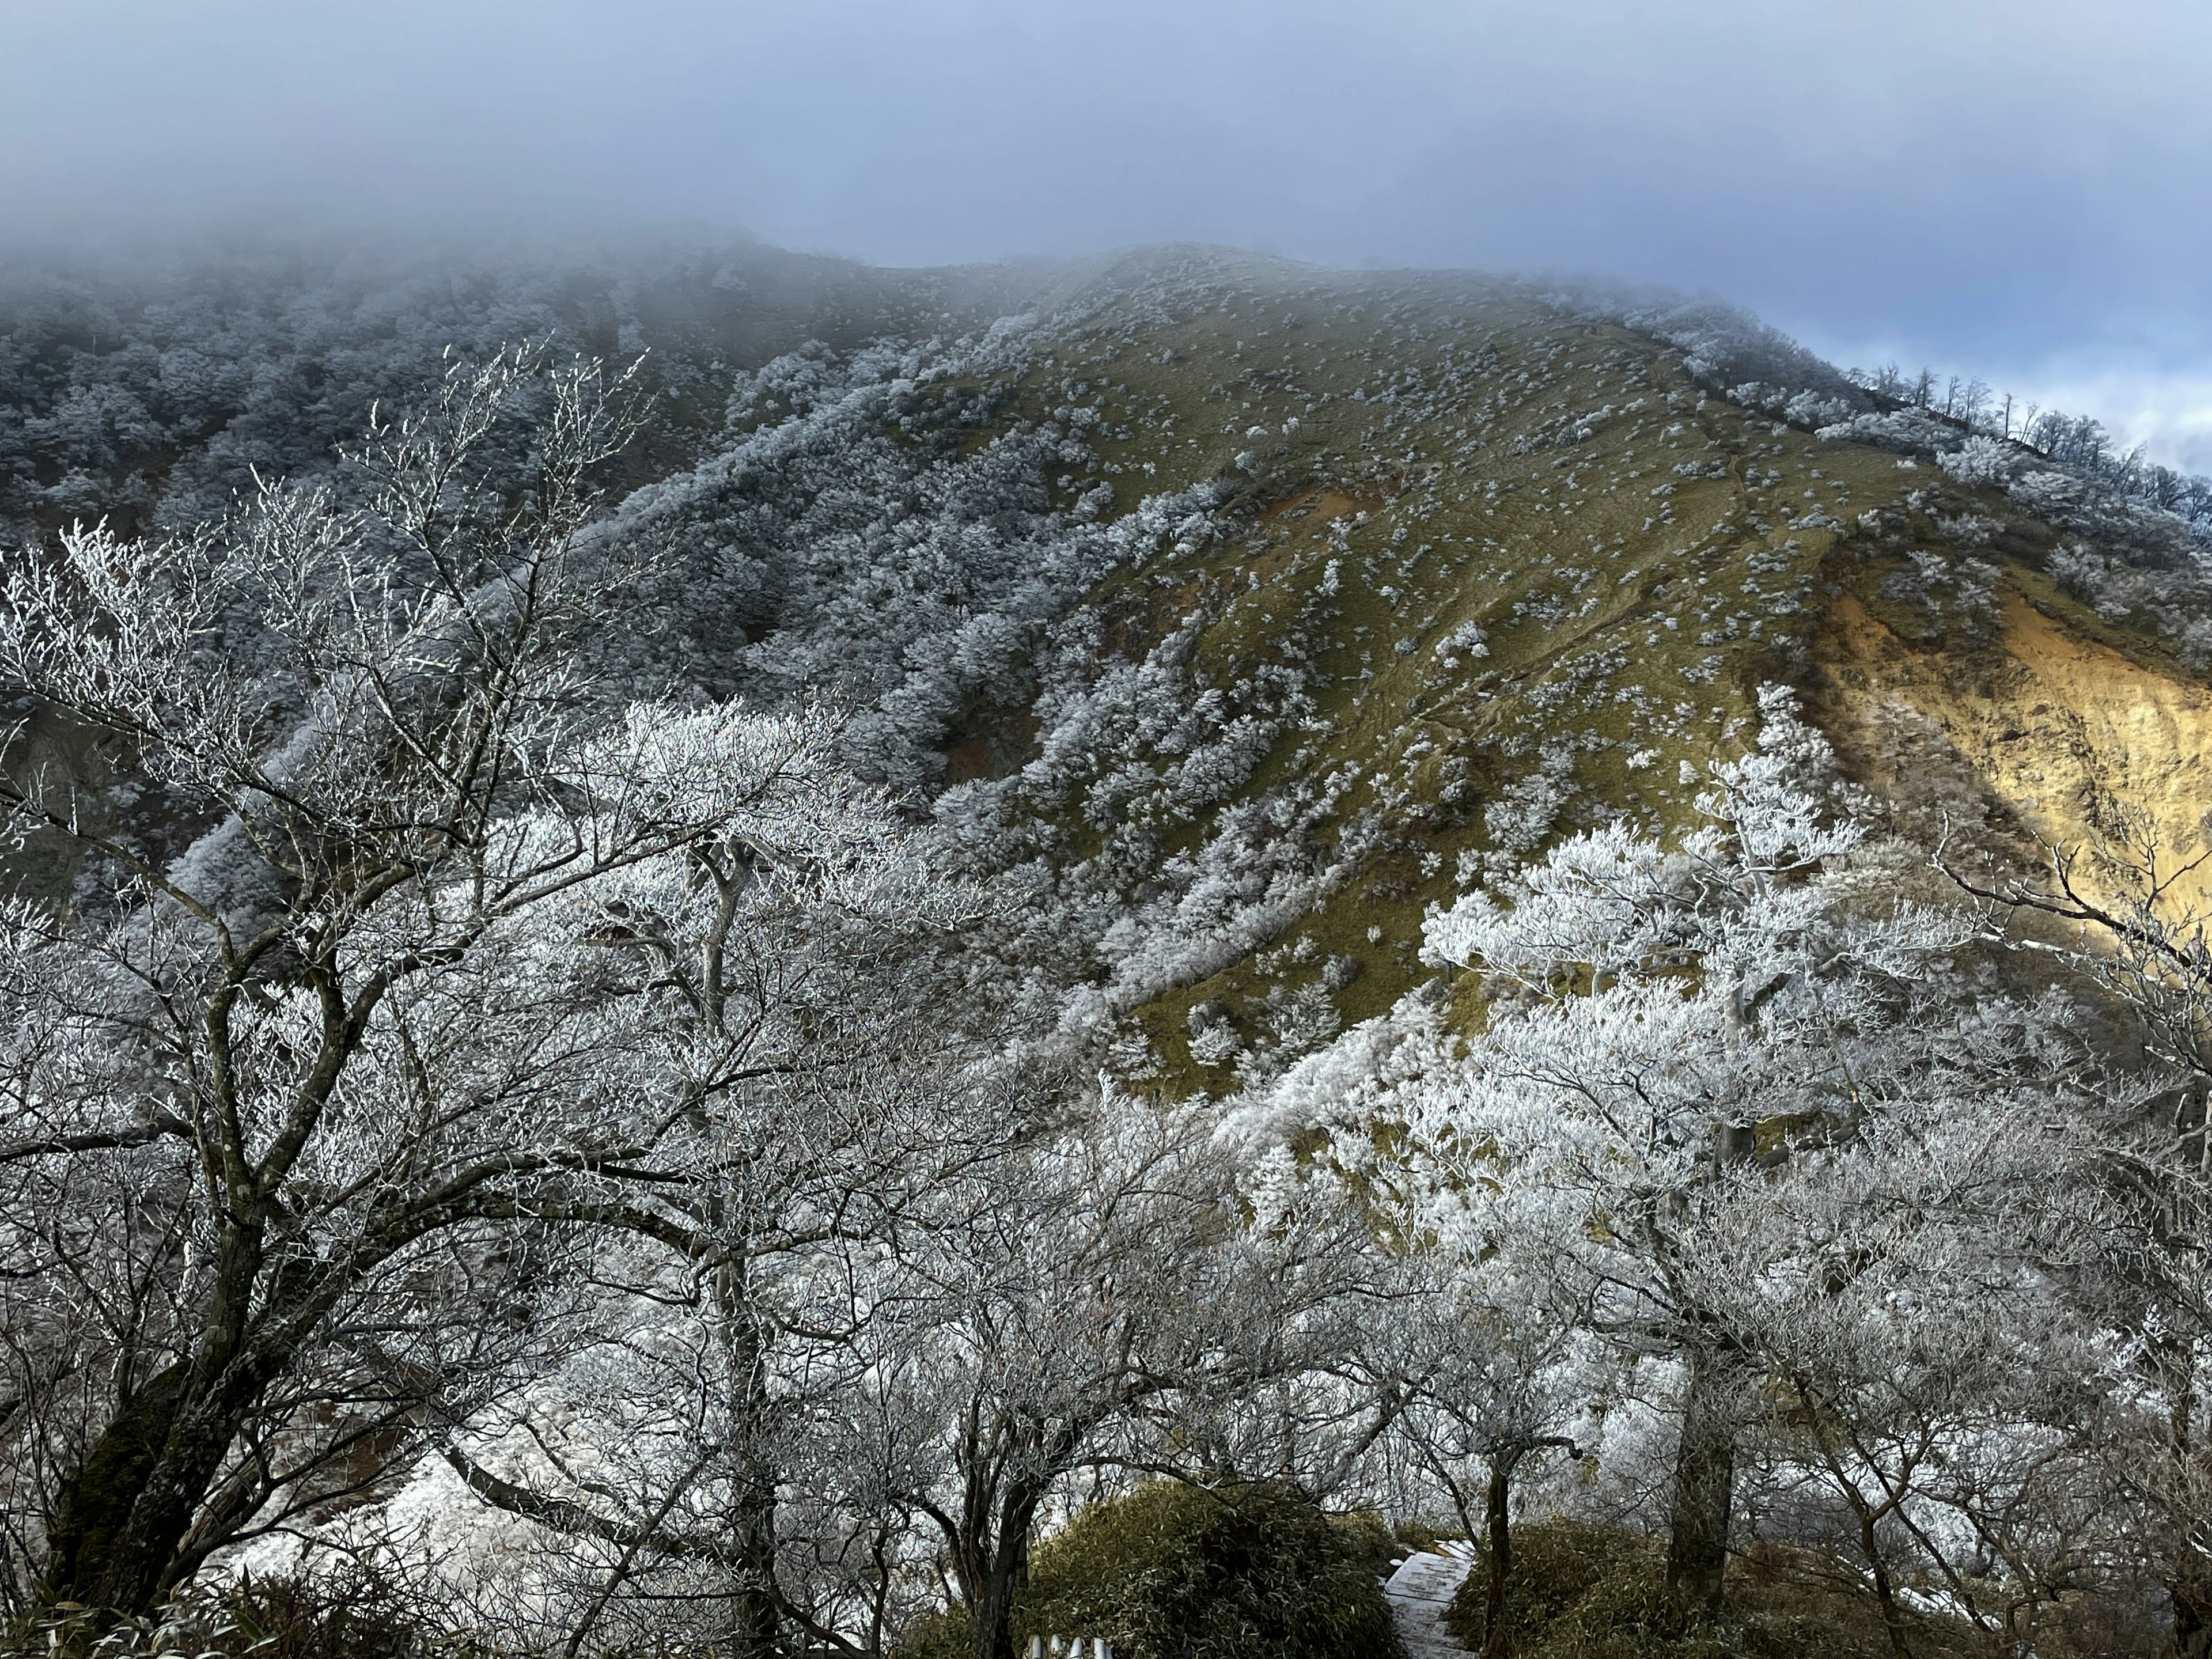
6,0,2209,468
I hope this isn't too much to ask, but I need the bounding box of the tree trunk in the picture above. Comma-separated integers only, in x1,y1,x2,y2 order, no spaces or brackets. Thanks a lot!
41,1255,290,1622
37,1204,297,1623
728,1497,780,1659
972,1558,1020,1659
969,1484,1043,1659
38,1366,190,1613
37,1206,362,1625
1853,1494,1911,1659
42,1372,268,1619
718,1257,782,1659
2163,1333,2211,1659
2173,1544,2212,1659
1664,1343,1738,1618
1482,1453,1517,1659
726,1440,779,1659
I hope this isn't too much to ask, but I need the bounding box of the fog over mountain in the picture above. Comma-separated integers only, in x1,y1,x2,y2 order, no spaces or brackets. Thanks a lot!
5,0,2207,465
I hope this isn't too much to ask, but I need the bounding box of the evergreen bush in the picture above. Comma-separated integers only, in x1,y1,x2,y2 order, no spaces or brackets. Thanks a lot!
902,1479,1402,1659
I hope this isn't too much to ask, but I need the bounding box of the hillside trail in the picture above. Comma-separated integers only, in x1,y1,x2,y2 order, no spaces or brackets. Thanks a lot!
1384,1542,1478,1657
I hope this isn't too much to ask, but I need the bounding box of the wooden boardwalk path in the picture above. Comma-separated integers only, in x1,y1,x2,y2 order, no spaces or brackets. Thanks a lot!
1382,1543,1478,1658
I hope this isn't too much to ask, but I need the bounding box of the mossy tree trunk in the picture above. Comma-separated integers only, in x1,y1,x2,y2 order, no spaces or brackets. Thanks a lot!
39,1366,196,1616
39,1176,319,1618
36,1153,503,1621
1663,1342,1738,1618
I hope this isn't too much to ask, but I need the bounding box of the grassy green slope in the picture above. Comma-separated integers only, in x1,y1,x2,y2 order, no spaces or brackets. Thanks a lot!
951,253,2184,1093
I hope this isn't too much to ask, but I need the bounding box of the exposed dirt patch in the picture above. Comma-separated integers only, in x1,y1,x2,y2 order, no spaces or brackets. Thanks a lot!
1817,585,2212,914
1238,487,1381,586
1262,488,1372,524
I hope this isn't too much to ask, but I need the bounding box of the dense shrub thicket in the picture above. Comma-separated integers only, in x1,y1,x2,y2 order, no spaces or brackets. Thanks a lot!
31,1565,443,1659
1441,1521,2168,1659
906,1482,1400,1659
1444,1522,1957,1659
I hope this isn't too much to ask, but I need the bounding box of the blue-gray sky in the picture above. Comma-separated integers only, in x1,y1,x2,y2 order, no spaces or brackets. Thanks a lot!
6,0,2209,468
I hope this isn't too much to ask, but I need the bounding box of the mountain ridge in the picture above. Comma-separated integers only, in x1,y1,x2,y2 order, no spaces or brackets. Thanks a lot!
3,240,2207,1080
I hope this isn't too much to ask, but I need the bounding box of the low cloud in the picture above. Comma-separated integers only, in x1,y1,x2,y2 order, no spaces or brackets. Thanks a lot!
5,0,2205,443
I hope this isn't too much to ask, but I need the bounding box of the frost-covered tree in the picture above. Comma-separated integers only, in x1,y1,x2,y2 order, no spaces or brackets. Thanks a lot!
875,1094,1213,1659
396,720,1003,1659
1360,1233,1602,1659
861,1088,1352,1659
1300,690,2084,1615
1684,1104,2122,1656
1949,804,2212,1658
1411,691,2004,1608
0,344,948,1627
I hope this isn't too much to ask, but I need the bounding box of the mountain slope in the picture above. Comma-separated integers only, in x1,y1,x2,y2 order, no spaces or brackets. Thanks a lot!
3,241,2204,1088
903,250,2207,1091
